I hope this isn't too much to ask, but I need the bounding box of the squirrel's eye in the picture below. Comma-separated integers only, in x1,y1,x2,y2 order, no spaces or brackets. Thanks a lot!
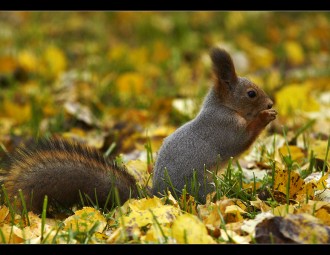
247,90,257,98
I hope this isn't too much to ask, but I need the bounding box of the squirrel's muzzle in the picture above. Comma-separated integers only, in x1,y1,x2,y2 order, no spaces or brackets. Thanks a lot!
267,98,273,109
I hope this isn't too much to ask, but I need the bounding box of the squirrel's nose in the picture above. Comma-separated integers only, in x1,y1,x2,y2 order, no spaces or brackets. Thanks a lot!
267,98,273,109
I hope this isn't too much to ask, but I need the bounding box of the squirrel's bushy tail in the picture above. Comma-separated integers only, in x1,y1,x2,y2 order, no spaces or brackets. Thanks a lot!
0,138,138,213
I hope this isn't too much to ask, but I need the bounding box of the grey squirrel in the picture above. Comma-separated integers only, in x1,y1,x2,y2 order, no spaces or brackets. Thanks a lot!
152,47,276,202
0,47,276,213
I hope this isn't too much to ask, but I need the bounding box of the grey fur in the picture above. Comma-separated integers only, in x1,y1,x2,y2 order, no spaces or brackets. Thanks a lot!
152,49,275,203
152,86,249,202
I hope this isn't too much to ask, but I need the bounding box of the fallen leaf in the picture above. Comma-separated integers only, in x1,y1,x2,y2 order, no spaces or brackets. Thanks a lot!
273,168,315,202
255,216,295,243
0,224,24,244
41,46,67,78
241,211,274,236
171,214,216,244
18,50,38,72
116,72,147,100
125,159,150,188
279,145,306,164
272,204,295,217
275,82,320,116
107,225,141,244
119,197,181,228
64,101,100,127
284,41,305,66
63,207,107,233
0,206,9,224
280,213,330,244
141,223,173,244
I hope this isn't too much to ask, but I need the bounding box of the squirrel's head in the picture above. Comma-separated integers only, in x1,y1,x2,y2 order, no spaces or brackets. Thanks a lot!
210,47,274,121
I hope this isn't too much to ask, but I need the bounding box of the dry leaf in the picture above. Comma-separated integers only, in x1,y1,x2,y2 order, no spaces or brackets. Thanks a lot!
273,168,315,202
280,213,330,244
119,197,181,228
275,82,320,116
125,159,150,188
63,207,107,233
171,214,216,244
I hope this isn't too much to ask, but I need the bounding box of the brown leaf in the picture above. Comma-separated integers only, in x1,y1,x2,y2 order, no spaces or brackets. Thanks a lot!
280,213,330,244
255,216,295,243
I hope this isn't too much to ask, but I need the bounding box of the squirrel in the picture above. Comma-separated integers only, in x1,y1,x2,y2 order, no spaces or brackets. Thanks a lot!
0,47,276,213
152,47,276,202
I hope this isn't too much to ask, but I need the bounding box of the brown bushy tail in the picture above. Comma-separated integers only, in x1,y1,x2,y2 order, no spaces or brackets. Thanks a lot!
0,138,138,214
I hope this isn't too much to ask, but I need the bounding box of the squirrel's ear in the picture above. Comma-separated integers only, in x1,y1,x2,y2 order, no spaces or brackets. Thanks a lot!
210,47,238,89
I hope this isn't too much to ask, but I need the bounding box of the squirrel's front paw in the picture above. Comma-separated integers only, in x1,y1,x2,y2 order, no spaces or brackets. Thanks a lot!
259,109,277,124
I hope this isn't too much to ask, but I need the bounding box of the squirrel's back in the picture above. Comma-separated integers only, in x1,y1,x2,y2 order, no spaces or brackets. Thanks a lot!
0,138,138,213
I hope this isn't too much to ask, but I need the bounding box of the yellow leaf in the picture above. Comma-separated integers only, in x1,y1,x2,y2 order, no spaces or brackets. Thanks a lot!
2,98,31,124
146,125,176,153
316,173,329,190
220,229,251,244
21,81,42,96
297,201,330,226
0,224,24,244
310,140,330,162
242,181,262,193
245,74,264,89
0,206,9,224
142,224,173,244
0,117,15,136
129,47,148,68
273,168,315,201
107,225,141,244
198,198,246,230
17,212,61,244
63,207,107,233
251,46,275,69
125,159,150,187
171,214,216,244
119,197,181,228
116,72,146,99
315,208,330,226
225,204,247,214
284,41,304,66
279,145,305,163
265,69,282,90
13,226,38,241
225,12,245,30
107,44,127,62
272,204,295,217
275,82,320,116
173,66,193,96
236,35,274,70
250,198,272,213
18,50,38,72
224,205,246,223
41,46,67,78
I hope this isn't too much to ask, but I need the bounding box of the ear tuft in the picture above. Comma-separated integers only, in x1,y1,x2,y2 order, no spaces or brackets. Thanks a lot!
210,47,238,86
